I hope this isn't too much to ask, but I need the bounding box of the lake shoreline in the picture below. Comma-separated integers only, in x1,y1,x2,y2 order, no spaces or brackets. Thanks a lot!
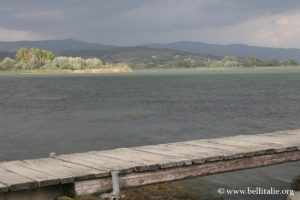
0,66,300,75
0,68,133,75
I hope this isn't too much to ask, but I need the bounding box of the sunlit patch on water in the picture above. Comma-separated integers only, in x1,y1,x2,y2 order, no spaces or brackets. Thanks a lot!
97,111,158,122
28,96,66,101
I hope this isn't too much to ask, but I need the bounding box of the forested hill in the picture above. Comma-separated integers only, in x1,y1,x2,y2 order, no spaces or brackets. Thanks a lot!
0,39,112,55
148,41,300,62
61,46,219,69
1,39,300,62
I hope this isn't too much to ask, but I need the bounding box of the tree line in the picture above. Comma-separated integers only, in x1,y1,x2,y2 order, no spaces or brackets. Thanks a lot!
0,48,298,71
0,48,131,71
207,56,298,68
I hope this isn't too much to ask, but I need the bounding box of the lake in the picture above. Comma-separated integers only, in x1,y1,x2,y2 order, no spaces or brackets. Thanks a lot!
0,68,299,199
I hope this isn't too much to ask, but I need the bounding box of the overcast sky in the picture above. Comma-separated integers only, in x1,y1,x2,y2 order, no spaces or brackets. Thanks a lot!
1,0,300,47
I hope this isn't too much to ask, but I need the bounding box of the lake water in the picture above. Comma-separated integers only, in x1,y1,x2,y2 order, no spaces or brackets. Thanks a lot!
0,68,300,199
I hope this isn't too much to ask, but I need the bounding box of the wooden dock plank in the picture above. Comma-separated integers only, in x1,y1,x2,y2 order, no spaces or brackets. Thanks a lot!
167,143,246,160
19,159,77,184
0,168,37,191
91,148,188,170
235,135,299,152
134,143,230,164
90,149,159,171
207,137,278,154
263,129,300,137
181,140,260,157
166,143,243,161
0,161,60,187
241,132,299,143
56,153,134,174
20,160,75,184
213,136,293,153
133,144,220,164
46,158,109,179
130,146,193,165
35,158,108,180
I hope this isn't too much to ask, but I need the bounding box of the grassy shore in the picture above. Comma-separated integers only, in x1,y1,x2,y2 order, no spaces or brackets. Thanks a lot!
0,66,299,76
0,68,133,75
58,183,222,200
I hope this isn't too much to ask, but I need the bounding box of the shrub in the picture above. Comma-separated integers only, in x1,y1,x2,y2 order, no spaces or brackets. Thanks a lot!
243,56,257,67
84,58,103,68
15,48,54,68
0,57,15,70
283,59,298,66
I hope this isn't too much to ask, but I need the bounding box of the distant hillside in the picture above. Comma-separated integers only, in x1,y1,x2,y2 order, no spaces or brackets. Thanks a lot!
148,41,300,62
0,51,15,60
62,46,219,69
2,39,300,62
0,39,113,55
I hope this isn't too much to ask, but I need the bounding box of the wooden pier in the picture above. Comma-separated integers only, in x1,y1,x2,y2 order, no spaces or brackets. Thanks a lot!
0,130,299,200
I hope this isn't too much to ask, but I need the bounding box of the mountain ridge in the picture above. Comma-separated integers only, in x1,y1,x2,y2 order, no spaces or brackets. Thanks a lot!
1,39,300,62
0,39,113,55
147,41,300,62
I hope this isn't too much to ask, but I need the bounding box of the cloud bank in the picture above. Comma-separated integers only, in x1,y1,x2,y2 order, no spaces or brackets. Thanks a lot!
0,0,300,47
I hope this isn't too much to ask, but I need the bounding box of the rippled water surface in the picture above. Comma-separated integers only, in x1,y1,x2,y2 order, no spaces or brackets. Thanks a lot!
0,68,299,199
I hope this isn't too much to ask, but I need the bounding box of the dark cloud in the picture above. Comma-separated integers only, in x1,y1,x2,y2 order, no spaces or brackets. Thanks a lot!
0,0,300,46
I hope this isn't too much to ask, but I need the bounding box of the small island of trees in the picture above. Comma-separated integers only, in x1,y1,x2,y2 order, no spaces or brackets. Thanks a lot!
0,48,132,73
0,48,298,73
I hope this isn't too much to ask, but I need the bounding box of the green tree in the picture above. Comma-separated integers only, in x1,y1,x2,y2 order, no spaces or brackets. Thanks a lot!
223,56,239,67
27,55,42,69
15,48,30,63
270,58,280,66
223,56,238,62
283,59,298,66
243,56,257,67
255,59,267,66
30,48,54,62
0,57,15,70
15,48,54,67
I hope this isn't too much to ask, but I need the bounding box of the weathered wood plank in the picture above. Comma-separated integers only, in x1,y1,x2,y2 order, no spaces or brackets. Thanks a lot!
262,129,300,137
206,131,300,154
20,159,77,184
191,139,277,156
47,158,109,180
135,141,231,163
181,140,260,157
74,150,300,196
128,146,194,165
9,157,109,185
133,144,221,164
24,158,108,180
131,145,195,163
57,153,134,174
167,143,243,160
91,148,188,171
207,137,278,154
0,161,60,187
0,168,37,191
235,135,299,152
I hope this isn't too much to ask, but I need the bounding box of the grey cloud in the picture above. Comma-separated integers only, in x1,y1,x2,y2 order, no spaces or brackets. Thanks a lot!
0,0,300,46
